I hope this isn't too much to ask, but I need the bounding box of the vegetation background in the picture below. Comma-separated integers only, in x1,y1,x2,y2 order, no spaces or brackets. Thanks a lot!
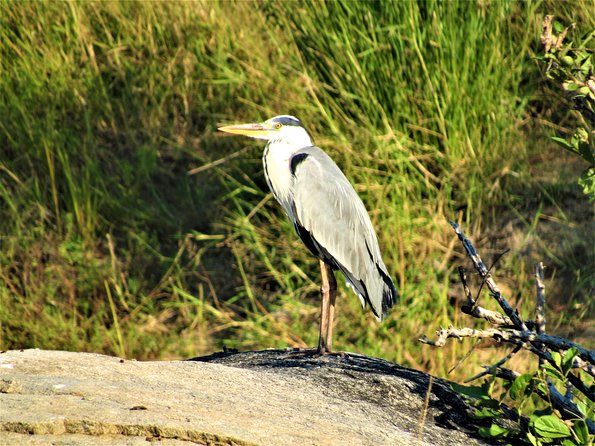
0,0,593,383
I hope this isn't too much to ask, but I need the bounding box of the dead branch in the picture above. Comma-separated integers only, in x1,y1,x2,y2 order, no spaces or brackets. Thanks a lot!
464,345,523,383
458,267,513,326
461,303,514,327
534,262,547,367
421,223,594,430
450,222,528,330
540,15,574,53
534,262,546,336
420,326,594,365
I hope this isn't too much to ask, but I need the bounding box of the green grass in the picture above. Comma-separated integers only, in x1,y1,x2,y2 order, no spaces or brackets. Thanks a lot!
0,0,593,380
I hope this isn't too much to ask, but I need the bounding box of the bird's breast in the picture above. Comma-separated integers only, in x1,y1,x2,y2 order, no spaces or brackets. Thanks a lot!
263,142,298,219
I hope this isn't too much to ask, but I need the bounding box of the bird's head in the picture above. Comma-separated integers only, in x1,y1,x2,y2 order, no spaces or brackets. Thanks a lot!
218,115,313,149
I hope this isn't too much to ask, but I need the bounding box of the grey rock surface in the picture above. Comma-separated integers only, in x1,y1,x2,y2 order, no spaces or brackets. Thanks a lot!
0,349,495,445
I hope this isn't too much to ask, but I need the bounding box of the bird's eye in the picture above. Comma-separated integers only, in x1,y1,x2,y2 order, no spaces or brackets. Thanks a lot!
274,123,282,129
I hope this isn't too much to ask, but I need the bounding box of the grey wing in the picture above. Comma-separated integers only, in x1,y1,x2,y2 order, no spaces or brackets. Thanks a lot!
291,146,397,319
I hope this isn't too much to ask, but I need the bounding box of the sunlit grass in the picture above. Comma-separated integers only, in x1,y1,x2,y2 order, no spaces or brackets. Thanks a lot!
0,1,592,382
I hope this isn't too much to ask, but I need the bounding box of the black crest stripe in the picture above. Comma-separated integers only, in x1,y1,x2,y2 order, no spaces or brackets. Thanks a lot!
272,116,304,127
290,153,309,175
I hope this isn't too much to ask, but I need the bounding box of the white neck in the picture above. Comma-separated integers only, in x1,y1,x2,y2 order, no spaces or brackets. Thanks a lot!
263,131,312,219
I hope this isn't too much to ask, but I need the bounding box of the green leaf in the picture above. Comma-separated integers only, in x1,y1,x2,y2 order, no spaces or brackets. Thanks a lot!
509,373,533,400
527,431,538,446
574,50,590,64
551,136,576,151
578,168,595,201
474,407,502,419
562,348,579,375
451,382,490,400
479,423,509,438
574,128,593,164
553,21,565,33
532,409,554,418
535,381,550,397
561,55,574,66
575,400,588,418
551,351,563,368
580,58,593,75
533,415,571,439
542,363,564,380
573,419,589,445
566,82,579,91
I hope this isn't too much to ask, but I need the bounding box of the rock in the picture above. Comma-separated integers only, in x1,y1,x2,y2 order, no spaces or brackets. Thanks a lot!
0,349,497,445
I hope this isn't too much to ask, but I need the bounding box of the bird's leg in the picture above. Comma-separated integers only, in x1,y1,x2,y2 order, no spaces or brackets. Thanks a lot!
318,259,331,354
325,266,337,353
317,260,337,354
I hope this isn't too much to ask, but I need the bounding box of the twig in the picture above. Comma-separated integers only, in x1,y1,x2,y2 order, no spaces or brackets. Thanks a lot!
423,222,594,426
459,267,474,306
464,345,523,383
459,267,513,326
493,366,520,382
534,262,547,366
448,339,482,375
534,262,546,336
187,146,251,175
449,222,528,331
473,249,510,308
461,303,514,327
417,376,434,441
567,372,594,402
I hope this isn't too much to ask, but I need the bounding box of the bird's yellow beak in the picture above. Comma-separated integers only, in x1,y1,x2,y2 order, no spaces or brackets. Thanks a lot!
218,122,271,139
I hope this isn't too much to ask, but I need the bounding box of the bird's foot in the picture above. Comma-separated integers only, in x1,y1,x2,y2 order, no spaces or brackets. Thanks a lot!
280,347,346,359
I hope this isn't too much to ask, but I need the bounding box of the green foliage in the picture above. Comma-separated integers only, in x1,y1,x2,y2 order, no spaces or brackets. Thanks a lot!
532,415,571,440
538,16,595,201
452,349,594,445
509,373,534,401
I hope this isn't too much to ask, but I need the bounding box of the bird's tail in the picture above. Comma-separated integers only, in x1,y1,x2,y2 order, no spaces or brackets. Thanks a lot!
378,268,398,319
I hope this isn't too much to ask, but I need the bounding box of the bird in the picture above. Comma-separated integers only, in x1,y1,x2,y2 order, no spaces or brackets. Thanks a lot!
218,115,397,354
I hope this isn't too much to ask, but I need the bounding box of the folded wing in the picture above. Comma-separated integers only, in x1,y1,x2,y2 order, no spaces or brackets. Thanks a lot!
290,146,397,319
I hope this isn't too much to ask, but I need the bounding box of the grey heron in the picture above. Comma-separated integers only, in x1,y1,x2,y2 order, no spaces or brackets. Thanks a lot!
218,115,397,353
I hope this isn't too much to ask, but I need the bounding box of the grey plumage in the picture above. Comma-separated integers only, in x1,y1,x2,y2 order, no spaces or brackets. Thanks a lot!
289,146,396,319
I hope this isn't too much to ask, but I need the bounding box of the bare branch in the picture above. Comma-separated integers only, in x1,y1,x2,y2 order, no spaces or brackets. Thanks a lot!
423,223,594,414
449,222,528,331
473,248,510,307
534,262,546,336
458,267,474,306
493,366,520,382
567,372,594,402
464,345,523,383
421,326,595,365
534,262,547,367
461,304,514,327
458,267,514,326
